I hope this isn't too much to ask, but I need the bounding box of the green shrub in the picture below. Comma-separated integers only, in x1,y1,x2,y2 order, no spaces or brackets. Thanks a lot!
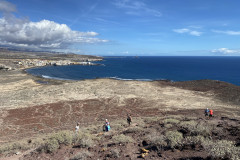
164,115,184,120
45,138,59,153
110,148,121,158
134,117,146,127
69,150,93,160
144,117,161,123
165,131,183,149
111,123,125,131
123,126,145,134
145,132,167,150
179,121,212,137
0,141,29,154
50,130,73,145
112,134,134,144
165,124,173,129
183,136,205,146
202,140,240,160
74,132,95,148
179,121,198,131
163,118,180,124
85,124,103,134
41,130,74,153
0,138,44,154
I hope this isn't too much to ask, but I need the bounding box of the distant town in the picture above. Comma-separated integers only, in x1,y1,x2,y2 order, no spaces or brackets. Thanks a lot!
0,48,102,70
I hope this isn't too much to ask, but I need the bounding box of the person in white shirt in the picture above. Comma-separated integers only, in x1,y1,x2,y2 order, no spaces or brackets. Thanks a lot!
75,123,80,133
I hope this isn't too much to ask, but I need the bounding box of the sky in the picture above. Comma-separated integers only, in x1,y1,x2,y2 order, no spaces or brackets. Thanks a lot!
0,0,240,56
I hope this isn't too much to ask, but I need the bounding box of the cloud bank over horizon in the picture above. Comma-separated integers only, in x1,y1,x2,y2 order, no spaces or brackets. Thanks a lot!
212,48,240,55
0,0,107,52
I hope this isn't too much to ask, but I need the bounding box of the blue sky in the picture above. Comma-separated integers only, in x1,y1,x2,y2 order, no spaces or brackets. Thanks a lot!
0,0,240,56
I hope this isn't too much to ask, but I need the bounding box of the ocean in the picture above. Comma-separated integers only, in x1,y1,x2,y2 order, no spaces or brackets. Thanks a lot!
26,56,240,86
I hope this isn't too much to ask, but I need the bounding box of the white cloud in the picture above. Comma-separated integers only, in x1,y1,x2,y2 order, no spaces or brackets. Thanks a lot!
0,1,108,51
173,28,202,36
173,28,190,33
0,0,16,13
189,31,202,36
212,30,240,35
121,51,129,54
212,48,240,54
113,0,162,17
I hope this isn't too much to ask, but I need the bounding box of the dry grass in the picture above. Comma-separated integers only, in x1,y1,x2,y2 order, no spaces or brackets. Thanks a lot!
143,116,162,123
144,131,167,151
123,126,145,134
165,131,183,149
73,132,96,148
109,148,121,158
0,138,43,155
163,118,180,124
111,134,134,144
69,150,93,160
179,121,213,137
202,139,240,160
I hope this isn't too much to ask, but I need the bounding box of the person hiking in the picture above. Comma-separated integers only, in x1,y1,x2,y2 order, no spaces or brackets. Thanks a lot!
75,123,80,133
127,114,132,126
205,108,210,116
209,109,213,117
105,119,110,132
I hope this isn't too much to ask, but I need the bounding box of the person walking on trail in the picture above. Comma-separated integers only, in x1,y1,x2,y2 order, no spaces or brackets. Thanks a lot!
209,109,213,117
205,108,210,116
105,119,110,132
75,123,80,133
127,114,132,126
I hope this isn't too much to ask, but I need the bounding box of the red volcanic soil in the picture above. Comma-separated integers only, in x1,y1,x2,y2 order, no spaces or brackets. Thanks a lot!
1,80,240,159
0,98,164,143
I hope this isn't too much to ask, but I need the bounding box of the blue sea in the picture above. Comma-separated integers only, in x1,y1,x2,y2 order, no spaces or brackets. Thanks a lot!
27,56,240,86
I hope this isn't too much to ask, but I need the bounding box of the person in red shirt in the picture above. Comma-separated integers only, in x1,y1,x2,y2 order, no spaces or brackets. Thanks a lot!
209,109,213,117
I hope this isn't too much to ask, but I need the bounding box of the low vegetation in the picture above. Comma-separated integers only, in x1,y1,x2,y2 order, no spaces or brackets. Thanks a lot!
1,115,240,160
111,134,134,144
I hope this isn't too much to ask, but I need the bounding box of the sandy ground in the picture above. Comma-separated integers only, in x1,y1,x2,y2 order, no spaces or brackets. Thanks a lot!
0,70,239,143
0,70,229,111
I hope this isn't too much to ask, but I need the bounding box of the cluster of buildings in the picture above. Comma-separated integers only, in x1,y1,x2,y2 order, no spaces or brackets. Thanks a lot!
13,59,97,69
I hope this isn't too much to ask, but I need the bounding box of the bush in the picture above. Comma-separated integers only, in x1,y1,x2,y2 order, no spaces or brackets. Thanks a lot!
164,115,184,120
110,148,121,158
123,126,145,134
69,150,92,160
111,123,125,131
85,124,103,134
179,121,212,137
202,140,240,160
50,130,73,145
74,132,95,148
111,134,134,144
144,117,161,123
45,138,59,153
183,136,205,147
165,124,173,129
0,138,44,154
145,132,167,151
165,131,183,149
163,118,180,125
134,117,146,127
0,141,29,154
